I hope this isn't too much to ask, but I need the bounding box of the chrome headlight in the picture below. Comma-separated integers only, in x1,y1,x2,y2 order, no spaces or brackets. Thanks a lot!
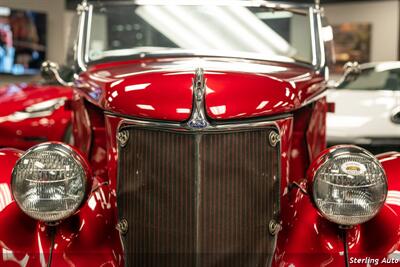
11,143,88,222
312,145,387,226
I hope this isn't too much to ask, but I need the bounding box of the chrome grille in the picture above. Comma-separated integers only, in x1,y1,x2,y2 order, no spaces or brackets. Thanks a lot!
117,127,280,267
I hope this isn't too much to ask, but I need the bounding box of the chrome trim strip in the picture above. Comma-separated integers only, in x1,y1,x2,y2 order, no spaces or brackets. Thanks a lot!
114,115,290,133
309,7,318,67
309,6,325,71
85,4,94,64
194,133,201,267
315,8,326,70
86,0,314,9
76,2,88,72
104,108,294,133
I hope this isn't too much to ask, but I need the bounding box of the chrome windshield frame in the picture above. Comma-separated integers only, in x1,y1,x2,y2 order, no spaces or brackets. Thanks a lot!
75,0,326,73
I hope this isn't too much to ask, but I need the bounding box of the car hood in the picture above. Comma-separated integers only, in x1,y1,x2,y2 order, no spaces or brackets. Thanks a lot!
80,57,325,121
0,83,72,117
327,89,400,139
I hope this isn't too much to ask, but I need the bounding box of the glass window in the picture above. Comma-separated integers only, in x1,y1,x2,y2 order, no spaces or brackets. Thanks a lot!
87,3,313,64
339,68,400,91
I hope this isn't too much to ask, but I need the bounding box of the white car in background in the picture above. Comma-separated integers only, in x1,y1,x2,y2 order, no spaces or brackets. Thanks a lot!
327,62,400,153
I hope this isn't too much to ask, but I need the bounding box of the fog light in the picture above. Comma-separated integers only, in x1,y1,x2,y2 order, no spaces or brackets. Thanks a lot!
11,143,89,222
311,145,387,226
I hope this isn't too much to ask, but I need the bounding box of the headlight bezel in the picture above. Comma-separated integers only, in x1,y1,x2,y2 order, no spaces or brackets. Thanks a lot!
309,145,388,226
11,142,91,222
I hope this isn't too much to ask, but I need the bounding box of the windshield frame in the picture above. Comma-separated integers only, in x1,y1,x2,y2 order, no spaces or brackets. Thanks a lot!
75,0,325,72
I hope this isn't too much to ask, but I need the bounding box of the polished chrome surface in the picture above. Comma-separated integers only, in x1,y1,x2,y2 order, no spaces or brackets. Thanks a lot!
116,218,129,235
13,142,88,178
86,0,313,10
312,145,388,226
269,131,280,147
41,61,74,87
110,113,290,134
76,1,89,72
391,106,400,124
187,68,210,129
268,219,282,236
77,0,89,14
11,142,88,222
117,130,130,147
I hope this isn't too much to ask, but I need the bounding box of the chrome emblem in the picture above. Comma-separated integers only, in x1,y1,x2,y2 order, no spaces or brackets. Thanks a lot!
117,130,130,147
116,218,129,235
268,219,282,236
269,131,280,147
187,68,210,129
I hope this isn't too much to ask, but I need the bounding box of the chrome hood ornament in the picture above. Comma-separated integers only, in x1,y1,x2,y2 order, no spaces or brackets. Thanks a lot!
187,68,210,129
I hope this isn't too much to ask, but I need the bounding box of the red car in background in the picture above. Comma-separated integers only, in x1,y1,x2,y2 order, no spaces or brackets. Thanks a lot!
0,82,72,150
0,1,399,267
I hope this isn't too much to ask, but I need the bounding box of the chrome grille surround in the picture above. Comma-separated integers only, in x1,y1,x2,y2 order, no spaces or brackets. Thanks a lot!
116,119,281,267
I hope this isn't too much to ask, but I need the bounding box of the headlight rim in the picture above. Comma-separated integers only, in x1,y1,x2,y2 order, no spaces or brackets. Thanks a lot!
11,142,91,222
310,145,388,226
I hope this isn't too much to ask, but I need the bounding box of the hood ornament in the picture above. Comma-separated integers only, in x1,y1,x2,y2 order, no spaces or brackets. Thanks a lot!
187,68,210,129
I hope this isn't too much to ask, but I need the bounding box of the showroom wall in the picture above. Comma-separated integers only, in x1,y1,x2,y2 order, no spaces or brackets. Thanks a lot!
324,0,400,62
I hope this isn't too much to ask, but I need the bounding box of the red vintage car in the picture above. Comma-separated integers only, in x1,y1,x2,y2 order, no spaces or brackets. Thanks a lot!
0,81,72,150
0,1,399,266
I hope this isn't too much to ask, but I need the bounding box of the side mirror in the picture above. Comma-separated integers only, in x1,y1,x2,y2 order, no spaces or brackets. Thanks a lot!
343,61,362,82
41,61,74,87
333,61,361,88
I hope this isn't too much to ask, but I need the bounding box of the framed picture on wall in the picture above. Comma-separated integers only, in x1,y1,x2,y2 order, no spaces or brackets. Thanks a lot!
332,22,372,74
0,6,47,75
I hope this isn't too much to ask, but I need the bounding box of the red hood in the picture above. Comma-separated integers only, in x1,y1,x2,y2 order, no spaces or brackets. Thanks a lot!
0,83,72,116
80,57,325,121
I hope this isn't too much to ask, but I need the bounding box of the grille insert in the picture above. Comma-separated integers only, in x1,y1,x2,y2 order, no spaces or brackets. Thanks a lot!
117,127,280,267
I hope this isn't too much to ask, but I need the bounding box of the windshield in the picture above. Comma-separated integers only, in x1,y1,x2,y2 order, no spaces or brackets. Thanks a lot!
338,67,400,91
85,2,313,64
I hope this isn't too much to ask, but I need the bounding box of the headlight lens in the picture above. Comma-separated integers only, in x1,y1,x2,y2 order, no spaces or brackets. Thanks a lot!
12,143,88,222
312,146,387,226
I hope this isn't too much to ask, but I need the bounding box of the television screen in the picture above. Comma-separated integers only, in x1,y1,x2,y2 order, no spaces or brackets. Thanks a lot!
0,6,47,75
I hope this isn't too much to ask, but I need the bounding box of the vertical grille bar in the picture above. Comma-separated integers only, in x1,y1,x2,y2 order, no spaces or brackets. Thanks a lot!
118,127,279,267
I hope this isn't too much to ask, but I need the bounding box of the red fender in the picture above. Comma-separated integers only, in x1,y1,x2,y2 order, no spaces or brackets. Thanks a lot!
49,182,123,266
273,152,400,267
0,148,123,266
